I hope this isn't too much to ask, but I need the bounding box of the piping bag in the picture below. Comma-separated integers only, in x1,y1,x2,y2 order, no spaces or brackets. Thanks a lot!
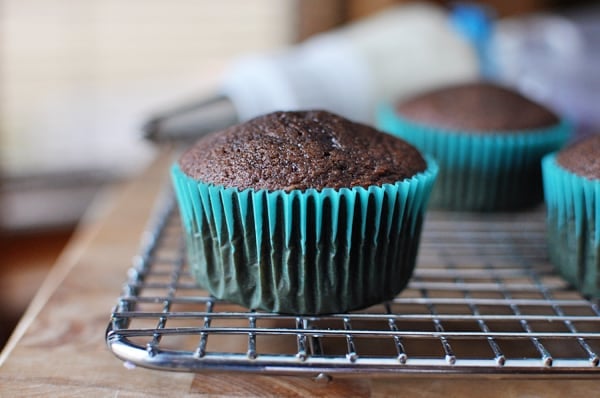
144,3,490,142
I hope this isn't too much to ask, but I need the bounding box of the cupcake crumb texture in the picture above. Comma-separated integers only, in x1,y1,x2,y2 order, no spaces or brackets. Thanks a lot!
179,110,426,191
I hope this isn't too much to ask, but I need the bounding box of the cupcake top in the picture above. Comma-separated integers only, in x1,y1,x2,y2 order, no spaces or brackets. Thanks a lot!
396,82,560,133
556,134,600,180
179,110,427,191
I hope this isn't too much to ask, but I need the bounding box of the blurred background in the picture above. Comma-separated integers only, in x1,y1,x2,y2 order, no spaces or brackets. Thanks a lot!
0,0,598,348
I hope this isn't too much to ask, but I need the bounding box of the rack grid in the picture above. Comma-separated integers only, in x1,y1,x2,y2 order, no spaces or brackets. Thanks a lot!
106,193,600,378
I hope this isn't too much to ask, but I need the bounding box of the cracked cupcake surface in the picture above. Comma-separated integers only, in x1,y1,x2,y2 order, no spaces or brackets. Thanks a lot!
171,110,438,314
178,110,427,191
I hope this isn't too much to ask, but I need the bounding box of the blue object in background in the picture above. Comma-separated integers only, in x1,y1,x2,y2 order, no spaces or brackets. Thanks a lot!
451,2,496,78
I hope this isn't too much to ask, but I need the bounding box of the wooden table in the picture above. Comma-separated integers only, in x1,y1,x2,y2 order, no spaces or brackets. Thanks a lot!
1,149,599,397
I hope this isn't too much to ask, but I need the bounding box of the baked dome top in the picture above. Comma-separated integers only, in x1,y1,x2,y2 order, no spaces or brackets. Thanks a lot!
396,82,559,132
179,110,427,191
556,134,600,180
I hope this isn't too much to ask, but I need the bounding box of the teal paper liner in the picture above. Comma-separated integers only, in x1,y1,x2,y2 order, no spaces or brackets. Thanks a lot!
377,103,571,211
542,154,600,297
171,158,438,315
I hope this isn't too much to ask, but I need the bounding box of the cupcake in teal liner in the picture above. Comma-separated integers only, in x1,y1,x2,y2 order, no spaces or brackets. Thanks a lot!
542,134,600,297
377,82,571,211
171,110,438,314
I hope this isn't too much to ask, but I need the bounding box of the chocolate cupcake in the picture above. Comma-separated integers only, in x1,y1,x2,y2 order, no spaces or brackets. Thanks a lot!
377,82,571,211
542,134,600,297
171,110,438,314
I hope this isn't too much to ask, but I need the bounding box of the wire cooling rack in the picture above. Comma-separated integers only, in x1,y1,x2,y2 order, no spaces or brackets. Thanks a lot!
106,193,600,378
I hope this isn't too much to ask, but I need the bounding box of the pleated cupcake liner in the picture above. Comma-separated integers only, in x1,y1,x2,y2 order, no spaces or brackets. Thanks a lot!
377,103,571,211
542,154,600,297
171,158,438,314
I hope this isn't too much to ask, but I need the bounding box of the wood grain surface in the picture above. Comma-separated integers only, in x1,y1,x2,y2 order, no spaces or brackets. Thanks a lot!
1,149,599,397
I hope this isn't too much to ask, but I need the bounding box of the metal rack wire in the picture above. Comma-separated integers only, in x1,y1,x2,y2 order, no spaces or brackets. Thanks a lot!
106,193,600,377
